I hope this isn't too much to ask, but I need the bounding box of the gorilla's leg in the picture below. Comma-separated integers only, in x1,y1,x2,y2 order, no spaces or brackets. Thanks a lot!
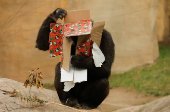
75,78,109,109
54,62,66,103
54,62,76,104
55,63,109,109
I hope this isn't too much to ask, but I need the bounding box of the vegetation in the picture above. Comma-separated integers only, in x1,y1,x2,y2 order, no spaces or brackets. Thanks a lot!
43,83,55,90
109,45,170,96
22,68,48,107
43,83,54,88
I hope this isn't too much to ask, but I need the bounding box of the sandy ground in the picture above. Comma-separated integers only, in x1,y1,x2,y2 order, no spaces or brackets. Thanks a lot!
100,87,158,112
45,86,158,112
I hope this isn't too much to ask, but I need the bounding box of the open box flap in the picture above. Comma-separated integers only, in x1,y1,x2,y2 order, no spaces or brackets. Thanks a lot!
91,21,105,47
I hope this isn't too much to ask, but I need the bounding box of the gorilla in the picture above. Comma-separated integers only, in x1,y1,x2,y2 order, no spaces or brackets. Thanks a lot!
36,8,115,109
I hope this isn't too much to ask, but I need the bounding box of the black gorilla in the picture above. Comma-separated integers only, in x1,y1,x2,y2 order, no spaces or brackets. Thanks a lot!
36,8,115,109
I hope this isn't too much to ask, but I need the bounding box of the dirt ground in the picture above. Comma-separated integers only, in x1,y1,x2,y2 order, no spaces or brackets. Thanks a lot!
45,86,158,112
100,87,158,112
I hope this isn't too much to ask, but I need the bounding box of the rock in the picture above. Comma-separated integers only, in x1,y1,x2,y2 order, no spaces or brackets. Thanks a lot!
0,0,159,82
136,95,170,112
113,94,170,112
114,106,142,112
156,0,170,42
0,78,100,112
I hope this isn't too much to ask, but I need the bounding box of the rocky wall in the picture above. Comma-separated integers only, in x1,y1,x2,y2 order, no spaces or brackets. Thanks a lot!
0,0,159,82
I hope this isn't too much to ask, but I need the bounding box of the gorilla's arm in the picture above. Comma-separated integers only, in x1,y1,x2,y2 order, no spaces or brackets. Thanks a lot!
35,8,67,51
71,29,115,80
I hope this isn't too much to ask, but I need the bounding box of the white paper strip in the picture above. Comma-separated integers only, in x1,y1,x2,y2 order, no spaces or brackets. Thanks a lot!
92,42,105,67
74,68,87,83
61,43,105,92
60,64,74,82
61,56,88,91
64,82,75,92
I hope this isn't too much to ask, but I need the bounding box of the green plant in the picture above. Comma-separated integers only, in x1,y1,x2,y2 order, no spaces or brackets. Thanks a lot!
109,45,170,96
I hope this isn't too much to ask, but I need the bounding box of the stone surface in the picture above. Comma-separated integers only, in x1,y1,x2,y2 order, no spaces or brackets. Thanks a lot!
0,78,100,112
136,95,170,112
112,93,170,112
0,0,159,83
114,106,142,112
156,0,170,42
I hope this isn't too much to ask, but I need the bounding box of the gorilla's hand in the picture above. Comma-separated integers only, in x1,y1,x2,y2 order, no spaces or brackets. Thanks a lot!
71,54,95,69
52,8,67,20
36,8,67,51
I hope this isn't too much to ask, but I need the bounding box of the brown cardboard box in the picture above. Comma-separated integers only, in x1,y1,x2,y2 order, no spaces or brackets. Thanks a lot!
62,10,105,72
64,10,90,23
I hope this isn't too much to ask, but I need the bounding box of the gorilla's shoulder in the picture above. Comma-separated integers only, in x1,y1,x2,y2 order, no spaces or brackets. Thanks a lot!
101,29,115,47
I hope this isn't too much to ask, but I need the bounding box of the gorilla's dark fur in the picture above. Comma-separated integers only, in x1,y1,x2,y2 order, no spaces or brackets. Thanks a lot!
36,8,115,109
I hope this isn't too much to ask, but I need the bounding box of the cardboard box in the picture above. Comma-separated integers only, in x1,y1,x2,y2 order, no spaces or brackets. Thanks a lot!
61,10,105,71
64,10,90,23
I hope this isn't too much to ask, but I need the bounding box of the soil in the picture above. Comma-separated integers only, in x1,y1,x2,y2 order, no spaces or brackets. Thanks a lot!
45,86,159,112
100,87,158,112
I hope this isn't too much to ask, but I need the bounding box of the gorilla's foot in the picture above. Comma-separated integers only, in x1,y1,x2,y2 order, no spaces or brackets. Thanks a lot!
65,98,80,109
